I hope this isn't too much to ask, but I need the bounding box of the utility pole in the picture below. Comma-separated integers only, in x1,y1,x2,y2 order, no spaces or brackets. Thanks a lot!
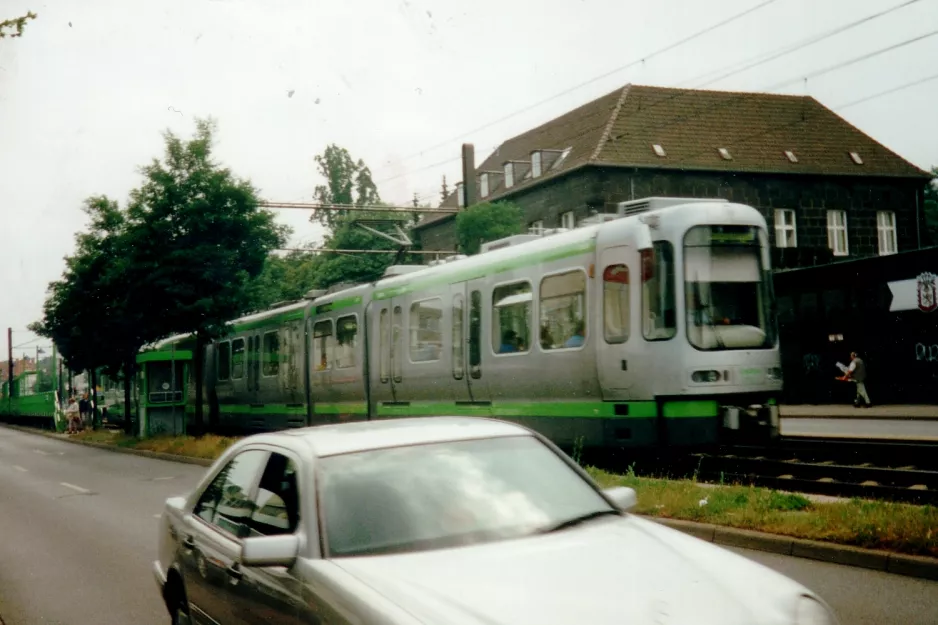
412,192,419,208
440,175,449,203
7,328,12,398
461,143,476,208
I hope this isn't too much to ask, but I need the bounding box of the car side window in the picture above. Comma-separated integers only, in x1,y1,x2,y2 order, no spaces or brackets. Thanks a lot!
247,452,301,537
193,449,268,538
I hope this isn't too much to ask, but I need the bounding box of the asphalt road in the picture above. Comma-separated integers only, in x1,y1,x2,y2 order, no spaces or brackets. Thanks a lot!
1,425,937,625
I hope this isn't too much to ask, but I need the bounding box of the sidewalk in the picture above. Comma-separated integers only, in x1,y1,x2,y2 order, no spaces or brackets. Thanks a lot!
781,405,938,420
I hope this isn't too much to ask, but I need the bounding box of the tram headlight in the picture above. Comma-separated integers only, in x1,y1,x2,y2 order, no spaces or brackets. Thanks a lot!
692,370,721,383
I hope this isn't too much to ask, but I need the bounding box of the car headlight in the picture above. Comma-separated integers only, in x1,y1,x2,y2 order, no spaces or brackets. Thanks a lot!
796,596,838,625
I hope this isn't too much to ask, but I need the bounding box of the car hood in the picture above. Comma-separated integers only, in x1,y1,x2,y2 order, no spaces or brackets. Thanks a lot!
333,515,811,625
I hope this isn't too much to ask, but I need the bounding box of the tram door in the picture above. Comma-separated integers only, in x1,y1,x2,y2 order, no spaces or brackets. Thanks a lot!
596,245,635,400
449,282,483,403
246,333,262,405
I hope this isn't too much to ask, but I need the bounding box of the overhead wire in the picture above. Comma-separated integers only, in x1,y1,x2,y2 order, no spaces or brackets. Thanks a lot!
375,0,929,189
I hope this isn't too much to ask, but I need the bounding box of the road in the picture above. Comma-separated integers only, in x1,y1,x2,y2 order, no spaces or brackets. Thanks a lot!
1,425,937,625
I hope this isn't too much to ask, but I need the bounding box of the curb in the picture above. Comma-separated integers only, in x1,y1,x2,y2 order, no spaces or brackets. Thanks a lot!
648,517,938,582
3,424,937,581
0,424,214,467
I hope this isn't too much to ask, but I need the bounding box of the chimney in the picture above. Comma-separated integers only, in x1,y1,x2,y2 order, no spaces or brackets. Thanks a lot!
461,143,476,208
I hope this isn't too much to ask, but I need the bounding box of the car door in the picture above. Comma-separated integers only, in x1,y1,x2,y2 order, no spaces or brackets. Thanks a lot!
179,449,269,625
238,450,306,625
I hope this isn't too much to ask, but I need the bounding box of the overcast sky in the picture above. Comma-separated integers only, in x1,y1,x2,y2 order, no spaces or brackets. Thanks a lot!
2,0,936,359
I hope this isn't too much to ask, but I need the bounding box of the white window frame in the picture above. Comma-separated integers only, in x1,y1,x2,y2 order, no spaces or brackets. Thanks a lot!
504,163,514,189
774,209,797,248
876,211,897,256
561,211,575,230
531,152,542,178
826,210,849,257
479,174,489,199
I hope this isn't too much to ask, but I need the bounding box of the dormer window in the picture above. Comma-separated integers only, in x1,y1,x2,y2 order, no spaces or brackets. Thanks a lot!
652,144,666,157
849,151,863,165
784,150,798,163
717,148,732,161
531,151,542,178
504,163,514,189
480,173,489,198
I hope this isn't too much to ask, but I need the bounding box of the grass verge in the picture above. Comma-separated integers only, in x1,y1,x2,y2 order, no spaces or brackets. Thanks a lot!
60,430,937,559
589,466,938,559
69,429,239,460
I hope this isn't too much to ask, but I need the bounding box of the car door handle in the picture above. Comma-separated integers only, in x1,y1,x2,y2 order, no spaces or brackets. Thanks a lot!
226,564,243,581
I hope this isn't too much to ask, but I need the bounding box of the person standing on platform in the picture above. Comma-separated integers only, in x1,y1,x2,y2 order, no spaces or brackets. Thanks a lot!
844,352,872,408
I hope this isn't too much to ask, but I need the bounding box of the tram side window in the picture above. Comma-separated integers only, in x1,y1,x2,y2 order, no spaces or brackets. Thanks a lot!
453,295,464,380
262,331,280,377
539,270,587,350
313,320,333,372
410,298,443,362
335,315,358,369
492,282,532,354
469,291,482,378
603,264,630,344
231,338,246,379
217,341,231,381
642,242,677,341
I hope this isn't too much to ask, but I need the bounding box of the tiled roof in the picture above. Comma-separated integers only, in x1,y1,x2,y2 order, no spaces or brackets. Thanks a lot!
417,84,929,229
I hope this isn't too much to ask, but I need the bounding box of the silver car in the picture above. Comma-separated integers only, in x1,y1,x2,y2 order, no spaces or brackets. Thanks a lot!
154,417,838,625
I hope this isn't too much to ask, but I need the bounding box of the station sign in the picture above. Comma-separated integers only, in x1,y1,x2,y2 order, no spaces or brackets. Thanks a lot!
887,272,937,313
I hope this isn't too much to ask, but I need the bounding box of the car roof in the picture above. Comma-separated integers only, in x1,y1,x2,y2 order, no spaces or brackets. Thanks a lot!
254,417,533,458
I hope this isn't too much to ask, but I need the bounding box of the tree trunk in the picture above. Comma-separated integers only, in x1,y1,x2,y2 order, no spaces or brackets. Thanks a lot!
123,355,134,436
90,368,98,431
193,330,205,437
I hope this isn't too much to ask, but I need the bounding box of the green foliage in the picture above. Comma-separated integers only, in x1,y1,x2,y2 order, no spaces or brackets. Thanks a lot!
0,11,37,38
455,201,525,255
246,249,323,309
312,143,382,230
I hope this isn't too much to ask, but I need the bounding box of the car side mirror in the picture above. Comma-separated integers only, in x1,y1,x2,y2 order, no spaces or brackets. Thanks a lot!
603,486,637,512
241,534,299,568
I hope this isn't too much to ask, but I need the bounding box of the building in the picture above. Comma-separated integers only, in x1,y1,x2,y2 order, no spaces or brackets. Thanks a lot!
415,84,932,269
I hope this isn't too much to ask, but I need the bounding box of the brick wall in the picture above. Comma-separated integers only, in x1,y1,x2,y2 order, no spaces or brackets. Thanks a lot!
416,166,927,268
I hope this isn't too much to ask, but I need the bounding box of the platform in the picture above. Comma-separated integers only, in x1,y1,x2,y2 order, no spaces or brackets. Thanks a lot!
780,404,938,420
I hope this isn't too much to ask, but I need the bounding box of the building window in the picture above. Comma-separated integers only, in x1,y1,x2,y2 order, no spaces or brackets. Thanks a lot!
409,298,443,363
849,151,863,165
530,219,544,233
539,270,587,350
774,209,797,248
479,174,489,199
718,148,732,161
492,282,531,354
531,151,542,178
561,211,575,229
826,210,848,256
603,265,630,344
335,315,357,369
652,144,666,157
877,211,897,255
784,150,798,163
504,163,514,189
457,183,465,207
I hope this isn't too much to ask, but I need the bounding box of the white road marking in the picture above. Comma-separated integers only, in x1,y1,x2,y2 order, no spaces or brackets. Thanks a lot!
152,476,175,481
60,482,91,494
33,449,49,456
13,465,27,472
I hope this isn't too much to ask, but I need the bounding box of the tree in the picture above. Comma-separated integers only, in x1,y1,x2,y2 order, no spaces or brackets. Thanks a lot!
925,166,938,246
124,117,289,434
455,201,525,255
31,196,145,433
311,144,381,230
0,11,37,38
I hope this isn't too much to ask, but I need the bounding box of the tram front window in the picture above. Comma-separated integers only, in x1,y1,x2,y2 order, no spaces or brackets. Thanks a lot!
684,225,776,351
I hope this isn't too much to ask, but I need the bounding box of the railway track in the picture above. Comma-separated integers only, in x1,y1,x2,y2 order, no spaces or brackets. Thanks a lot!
692,438,938,505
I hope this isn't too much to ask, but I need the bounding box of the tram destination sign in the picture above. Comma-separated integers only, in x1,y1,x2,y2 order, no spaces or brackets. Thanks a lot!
887,271,937,313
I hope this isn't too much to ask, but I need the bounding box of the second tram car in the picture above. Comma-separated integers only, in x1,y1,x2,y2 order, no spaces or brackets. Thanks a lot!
136,197,782,450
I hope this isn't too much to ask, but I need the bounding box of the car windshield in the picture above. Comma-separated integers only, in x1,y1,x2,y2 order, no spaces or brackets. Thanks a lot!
684,225,777,351
318,435,616,557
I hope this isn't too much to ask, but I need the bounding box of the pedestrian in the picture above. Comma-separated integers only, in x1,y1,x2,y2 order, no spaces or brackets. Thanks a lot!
843,351,872,408
65,397,81,434
78,394,89,431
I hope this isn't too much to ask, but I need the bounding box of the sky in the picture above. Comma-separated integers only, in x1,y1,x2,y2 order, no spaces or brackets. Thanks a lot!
1,0,937,359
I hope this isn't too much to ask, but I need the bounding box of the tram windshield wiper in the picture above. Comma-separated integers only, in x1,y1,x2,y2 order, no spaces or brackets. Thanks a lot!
540,509,620,534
